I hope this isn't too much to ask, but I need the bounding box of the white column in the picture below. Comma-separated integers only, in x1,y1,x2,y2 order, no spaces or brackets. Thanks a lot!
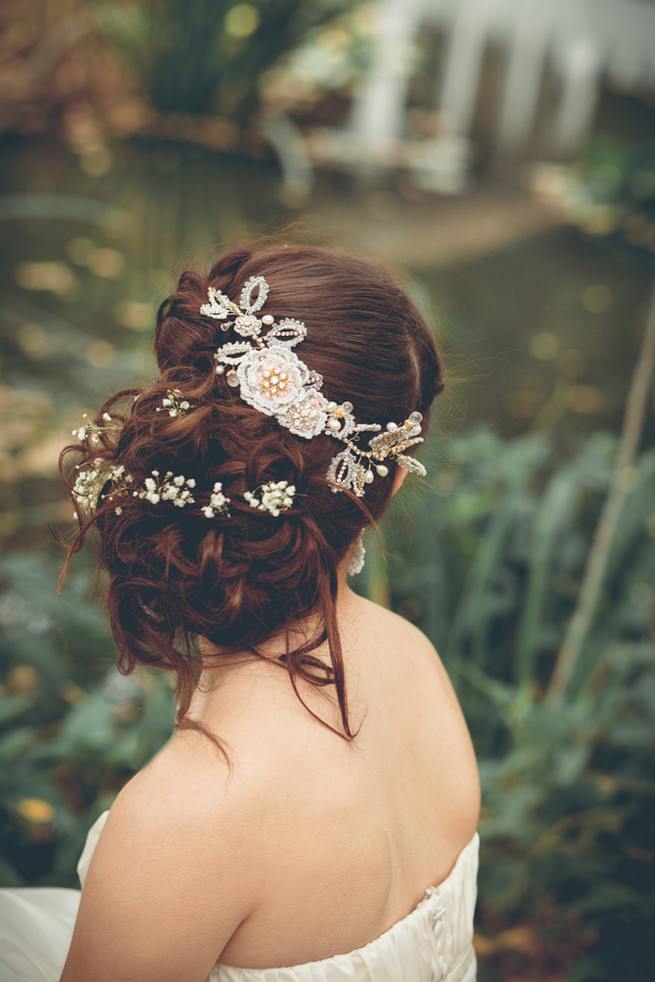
348,0,427,165
496,0,554,156
552,37,603,155
436,0,493,138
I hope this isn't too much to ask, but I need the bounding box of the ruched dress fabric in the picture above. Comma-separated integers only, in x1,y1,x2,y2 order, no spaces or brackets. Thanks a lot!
0,811,478,982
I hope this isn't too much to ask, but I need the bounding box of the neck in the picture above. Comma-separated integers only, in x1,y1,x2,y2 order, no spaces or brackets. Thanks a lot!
197,560,359,669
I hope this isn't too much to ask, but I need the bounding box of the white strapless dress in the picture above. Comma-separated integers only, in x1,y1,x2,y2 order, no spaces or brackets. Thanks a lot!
0,812,478,982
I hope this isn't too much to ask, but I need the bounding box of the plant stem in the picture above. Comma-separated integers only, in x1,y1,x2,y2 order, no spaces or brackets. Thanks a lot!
546,286,655,701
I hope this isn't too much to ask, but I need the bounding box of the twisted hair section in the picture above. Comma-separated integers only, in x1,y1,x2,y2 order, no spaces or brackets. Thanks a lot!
60,245,444,753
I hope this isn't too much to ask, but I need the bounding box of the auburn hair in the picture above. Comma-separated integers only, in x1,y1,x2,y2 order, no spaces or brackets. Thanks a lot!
60,245,444,748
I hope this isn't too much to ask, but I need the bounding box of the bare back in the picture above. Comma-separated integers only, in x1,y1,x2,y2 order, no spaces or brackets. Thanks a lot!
165,592,480,970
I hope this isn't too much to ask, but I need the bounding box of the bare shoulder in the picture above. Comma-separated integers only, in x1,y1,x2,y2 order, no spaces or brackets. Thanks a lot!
355,595,447,672
61,734,263,982
349,595,469,733
97,730,265,909
106,728,267,860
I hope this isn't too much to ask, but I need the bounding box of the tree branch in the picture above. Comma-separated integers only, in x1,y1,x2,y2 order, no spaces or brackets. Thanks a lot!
547,286,655,701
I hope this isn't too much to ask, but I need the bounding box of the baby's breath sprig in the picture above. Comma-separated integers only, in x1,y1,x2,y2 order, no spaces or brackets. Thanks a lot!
244,480,295,517
135,471,196,508
72,412,118,445
72,460,104,508
99,465,135,515
155,389,192,418
73,461,132,517
201,482,231,519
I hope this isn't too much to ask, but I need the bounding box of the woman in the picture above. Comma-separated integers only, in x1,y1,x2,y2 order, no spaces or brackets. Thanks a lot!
0,245,479,982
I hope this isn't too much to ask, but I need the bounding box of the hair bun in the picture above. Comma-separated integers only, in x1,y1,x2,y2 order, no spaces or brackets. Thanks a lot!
63,244,444,751
154,250,253,373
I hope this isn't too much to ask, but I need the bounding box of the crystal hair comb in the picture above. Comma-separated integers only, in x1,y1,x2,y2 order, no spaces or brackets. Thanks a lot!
200,276,426,497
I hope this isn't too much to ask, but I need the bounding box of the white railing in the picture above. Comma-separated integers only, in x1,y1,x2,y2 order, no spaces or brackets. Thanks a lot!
337,0,655,188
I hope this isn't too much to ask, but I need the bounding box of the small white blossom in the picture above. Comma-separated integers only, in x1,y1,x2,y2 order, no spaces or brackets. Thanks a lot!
72,460,131,516
202,481,230,518
155,389,194,418
138,470,196,509
71,408,120,443
245,480,295,517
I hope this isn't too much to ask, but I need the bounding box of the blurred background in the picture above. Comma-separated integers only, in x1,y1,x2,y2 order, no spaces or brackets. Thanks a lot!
1,1,654,979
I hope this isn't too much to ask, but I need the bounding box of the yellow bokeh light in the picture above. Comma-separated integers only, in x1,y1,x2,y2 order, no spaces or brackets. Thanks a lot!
558,348,586,380
67,237,96,266
568,385,602,414
87,248,125,279
7,665,39,692
18,798,54,824
224,4,260,39
530,332,559,361
15,261,79,297
79,146,113,178
582,284,612,314
114,299,152,331
86,340,115,368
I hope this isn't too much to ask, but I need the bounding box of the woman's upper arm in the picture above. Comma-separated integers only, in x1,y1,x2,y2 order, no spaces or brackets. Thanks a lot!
60,766,257,982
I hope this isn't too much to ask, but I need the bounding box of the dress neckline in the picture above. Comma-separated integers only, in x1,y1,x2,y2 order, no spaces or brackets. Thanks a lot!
215,832,479,975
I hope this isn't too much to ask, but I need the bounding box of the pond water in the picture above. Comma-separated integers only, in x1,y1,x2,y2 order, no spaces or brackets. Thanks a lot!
1,133,653,546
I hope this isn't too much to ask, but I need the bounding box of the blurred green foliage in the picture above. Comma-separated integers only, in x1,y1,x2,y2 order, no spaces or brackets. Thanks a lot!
1,426,653,980
539,134,655,268
0,551,175,887
369,427,655,980
98,0,356,119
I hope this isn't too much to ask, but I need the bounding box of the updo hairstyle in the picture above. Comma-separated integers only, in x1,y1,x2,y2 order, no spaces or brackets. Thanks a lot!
61,245,444,743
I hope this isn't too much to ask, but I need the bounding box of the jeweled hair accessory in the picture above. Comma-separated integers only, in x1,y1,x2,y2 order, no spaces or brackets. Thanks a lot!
202,276,426,497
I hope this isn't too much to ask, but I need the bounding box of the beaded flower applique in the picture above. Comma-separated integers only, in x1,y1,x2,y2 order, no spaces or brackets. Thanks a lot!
202,276,426,497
